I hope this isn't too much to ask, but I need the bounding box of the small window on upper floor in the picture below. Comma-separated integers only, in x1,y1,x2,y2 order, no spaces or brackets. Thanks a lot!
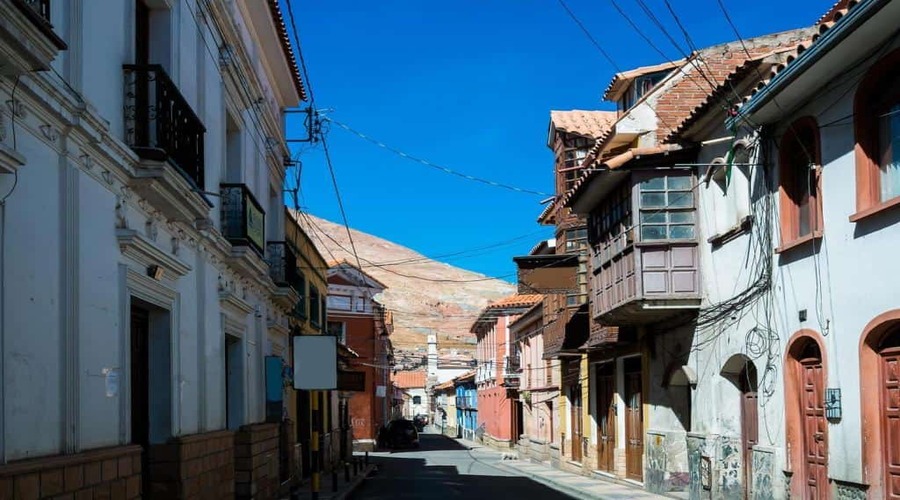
619,70,672,112
638,175,696,241
778,117,822,247
855,48,900,216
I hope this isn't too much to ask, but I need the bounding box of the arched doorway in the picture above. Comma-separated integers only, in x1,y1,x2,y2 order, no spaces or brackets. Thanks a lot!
722,355,758,498
785,332,828,499
860,311,900,499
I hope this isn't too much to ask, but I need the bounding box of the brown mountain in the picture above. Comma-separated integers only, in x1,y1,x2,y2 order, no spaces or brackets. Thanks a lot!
292,212,516,364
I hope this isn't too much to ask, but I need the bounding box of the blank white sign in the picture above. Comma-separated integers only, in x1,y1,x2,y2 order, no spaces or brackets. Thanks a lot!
293,335,337,390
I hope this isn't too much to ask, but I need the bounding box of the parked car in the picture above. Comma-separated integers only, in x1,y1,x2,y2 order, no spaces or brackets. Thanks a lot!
380,419,420,449
413,414,428,431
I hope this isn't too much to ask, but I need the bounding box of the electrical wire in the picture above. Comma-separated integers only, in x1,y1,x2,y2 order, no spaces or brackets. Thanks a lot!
555,0,622,72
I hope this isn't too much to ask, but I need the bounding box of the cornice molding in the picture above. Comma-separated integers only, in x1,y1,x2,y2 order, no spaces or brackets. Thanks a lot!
117,228,192,278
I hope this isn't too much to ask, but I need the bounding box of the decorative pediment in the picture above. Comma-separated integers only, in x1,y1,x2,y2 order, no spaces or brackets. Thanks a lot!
117,228,191,278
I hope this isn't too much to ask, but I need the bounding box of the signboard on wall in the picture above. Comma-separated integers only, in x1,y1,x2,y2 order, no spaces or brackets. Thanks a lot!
246,201,265,252
293,335,337,390
337,370,366,392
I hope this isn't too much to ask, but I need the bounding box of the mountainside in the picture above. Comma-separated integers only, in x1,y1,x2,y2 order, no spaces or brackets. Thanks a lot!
294,212,516,364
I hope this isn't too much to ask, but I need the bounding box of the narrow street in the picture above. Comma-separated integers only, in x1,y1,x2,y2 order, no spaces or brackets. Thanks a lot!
349,432,574,499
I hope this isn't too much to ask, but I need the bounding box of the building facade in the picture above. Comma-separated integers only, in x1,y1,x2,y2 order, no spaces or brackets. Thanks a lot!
0,1,314,499
455,373,478,440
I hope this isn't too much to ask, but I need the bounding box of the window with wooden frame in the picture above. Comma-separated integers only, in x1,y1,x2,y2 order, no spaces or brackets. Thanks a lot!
638,174,696,241
778,117,822,248
853,48,900,220
557,135,592,193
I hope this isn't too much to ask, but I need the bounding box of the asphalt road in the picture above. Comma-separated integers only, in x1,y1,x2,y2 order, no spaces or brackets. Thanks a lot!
348,431,575,500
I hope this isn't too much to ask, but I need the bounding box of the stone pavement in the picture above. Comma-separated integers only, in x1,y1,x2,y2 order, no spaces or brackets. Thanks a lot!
458,438,668,500
284,461,376,500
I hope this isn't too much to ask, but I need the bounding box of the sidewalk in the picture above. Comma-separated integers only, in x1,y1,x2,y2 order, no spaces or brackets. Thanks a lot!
284,461,375,500
459,438,668,500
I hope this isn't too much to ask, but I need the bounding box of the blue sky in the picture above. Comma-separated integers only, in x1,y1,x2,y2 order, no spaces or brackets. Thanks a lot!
285,0,831,280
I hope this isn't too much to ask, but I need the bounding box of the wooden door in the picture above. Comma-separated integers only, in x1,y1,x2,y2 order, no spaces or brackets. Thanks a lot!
881,344,900,498
129,304,150,496
596,363,616,472
801,354,828,499
739,364,759,498
570,384,583,463
624,358,643,481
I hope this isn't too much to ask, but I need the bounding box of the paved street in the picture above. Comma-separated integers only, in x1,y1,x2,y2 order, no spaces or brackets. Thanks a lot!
349,432,575,499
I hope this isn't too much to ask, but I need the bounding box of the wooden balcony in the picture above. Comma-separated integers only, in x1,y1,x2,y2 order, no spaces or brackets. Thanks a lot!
542,295,589,359
221,184,266,256
590,232,700,325
0,0,67,75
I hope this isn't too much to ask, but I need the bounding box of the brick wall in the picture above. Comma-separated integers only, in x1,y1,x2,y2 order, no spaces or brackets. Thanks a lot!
234,423,280,500
147,429,235,499
0,444,141,500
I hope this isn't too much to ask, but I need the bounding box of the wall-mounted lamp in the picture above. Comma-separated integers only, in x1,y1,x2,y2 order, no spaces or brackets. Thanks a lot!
825,388,842,421
799,309,808,322
147,265,164,281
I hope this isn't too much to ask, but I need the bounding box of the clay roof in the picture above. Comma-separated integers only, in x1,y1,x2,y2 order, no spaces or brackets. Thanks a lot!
536,197,559,225
454,370,476,383
434,380,455,392
266,0,307,101
393,370,426,389
602,59,685,102
487,294,543,309
549,110,618,140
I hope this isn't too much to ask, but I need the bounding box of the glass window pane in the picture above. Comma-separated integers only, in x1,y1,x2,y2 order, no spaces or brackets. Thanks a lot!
641,192,666,207
641,177,665,191
667,176,693,190
668,192,694,208
669,211,695,223
640,212,666,223
880,104,900,201
641,225,667,240
670,225,695,239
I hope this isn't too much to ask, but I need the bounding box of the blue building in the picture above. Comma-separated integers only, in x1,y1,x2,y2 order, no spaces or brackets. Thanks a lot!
454,371,478,440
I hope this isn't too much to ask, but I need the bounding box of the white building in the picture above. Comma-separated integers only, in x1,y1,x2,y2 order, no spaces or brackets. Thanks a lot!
0,1,307,498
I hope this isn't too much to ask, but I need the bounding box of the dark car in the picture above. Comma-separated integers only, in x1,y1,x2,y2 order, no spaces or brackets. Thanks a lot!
413,414,428,431
380,419,420,449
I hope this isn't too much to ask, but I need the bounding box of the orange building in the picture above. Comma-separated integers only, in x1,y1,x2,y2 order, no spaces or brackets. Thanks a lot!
326,262,393,451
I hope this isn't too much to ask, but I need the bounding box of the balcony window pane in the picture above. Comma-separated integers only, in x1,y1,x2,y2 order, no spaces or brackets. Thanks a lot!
667,176,693,190
879,104,900,201
669,225,696,239
641,225,667,240
641,212,666,223
668,192,694,208
641,193,666,207
641,177,665,191
669,212,694,223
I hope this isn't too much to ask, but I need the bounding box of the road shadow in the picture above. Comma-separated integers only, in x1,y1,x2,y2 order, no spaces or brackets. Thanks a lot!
349,451,576,499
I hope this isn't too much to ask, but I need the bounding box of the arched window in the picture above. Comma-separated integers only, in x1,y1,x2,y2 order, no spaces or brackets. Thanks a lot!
779,117,822,247
854,48,900,215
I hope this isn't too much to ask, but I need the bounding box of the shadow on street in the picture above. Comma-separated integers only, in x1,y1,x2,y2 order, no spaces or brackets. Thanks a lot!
351,434,575,499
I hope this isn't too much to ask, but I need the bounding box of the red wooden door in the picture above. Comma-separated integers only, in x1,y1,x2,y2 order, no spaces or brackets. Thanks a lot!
625,358,643,481
881,347,900,498
739,364,758,498
596,363,616,472
802,357,828,499
570,385,583,463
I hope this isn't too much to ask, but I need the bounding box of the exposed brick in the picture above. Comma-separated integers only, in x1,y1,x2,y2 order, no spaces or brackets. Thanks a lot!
50,494,74,500
131,456,141,475
14,472,40,500
83,462,101,487
0,476,13,499
117,458,132,479
101,460,118,482
109,479,127,500
92,482,111,500
40,468,65,497
64,465,84,492
74,488,93,500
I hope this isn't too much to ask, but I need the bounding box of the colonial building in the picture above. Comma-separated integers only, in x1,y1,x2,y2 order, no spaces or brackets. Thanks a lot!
325,261,394,452
471,294,541,449
393,371,427,419
0,0,314,499
455,372,478,440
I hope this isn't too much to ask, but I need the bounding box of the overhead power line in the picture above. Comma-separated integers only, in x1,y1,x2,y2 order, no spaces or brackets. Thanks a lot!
555,0,622,72
323,116,551,197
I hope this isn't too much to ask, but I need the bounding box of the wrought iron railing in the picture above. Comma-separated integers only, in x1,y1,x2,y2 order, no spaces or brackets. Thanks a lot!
124,64,206,189
18,0,51,22
266,242,299,288
221,184,266,256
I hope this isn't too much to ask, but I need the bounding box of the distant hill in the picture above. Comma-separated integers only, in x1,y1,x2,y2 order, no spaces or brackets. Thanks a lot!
293,212,516,363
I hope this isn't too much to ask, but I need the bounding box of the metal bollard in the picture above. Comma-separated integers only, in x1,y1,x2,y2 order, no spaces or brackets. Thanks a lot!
365,451,369,466
354,459,359,476
344,461,351,482
332,468,338,493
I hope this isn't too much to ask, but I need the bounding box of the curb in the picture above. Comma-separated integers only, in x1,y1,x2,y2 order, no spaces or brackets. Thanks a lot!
491,460,596,500
333,463,376,500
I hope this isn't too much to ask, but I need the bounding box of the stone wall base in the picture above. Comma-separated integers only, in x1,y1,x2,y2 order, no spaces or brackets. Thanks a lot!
148,429,235,499
0,444,142,500
235,423,280,500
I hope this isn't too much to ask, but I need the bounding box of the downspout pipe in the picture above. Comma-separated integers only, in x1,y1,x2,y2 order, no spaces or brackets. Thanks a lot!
728,0,885,129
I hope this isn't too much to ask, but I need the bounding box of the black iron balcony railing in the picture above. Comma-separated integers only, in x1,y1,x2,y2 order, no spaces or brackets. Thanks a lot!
221,184,266,256
21,0,50,20
124,64,206,189
266,241,299,288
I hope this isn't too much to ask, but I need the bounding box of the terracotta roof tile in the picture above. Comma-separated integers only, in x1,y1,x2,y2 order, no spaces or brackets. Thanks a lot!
550,110,618,140
393,370,426,389
267,0,308,101
487,294,543,310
